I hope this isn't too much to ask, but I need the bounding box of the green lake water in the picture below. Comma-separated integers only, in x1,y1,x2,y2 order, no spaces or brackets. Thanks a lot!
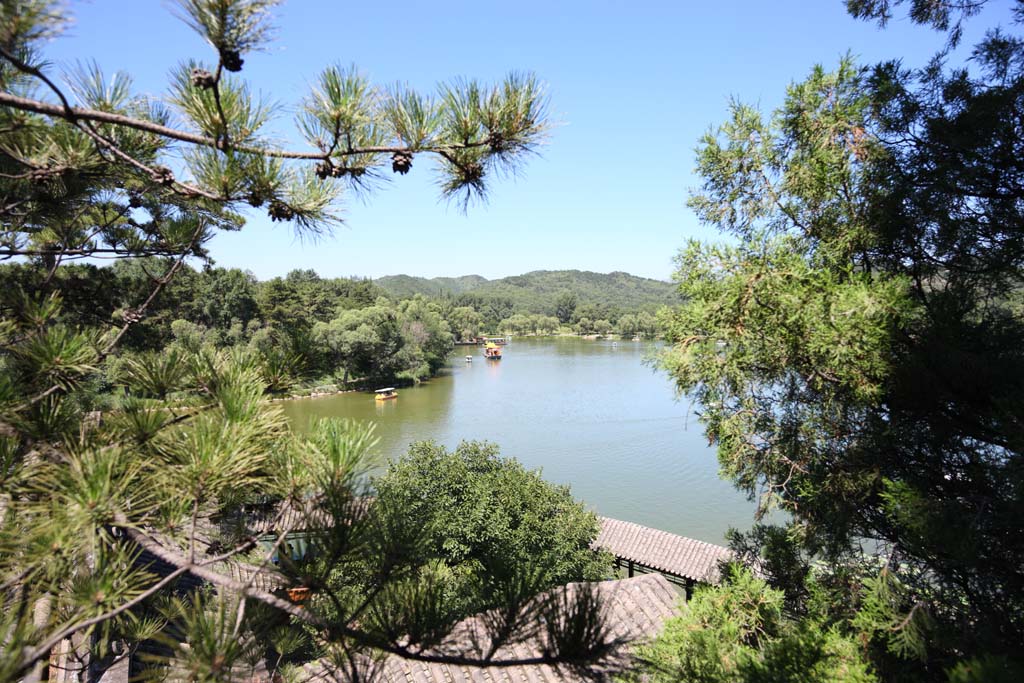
281,337,759,545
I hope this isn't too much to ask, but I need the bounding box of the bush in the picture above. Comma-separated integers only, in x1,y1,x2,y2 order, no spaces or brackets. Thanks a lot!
370,441,612,615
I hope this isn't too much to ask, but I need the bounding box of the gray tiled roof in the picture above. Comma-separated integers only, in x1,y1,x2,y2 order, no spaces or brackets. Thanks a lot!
594,517,731,583
313,573,680,683
251,504,731,586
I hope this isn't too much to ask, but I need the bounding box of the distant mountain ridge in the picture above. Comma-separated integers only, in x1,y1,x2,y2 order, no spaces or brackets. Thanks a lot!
374,270,679,314
372,274,488,298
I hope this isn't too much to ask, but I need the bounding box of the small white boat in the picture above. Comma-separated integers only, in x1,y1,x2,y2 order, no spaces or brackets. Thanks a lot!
465,355,473,362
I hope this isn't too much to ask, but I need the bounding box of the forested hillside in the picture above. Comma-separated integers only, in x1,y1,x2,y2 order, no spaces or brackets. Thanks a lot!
373,274,489,298
375,269,679,316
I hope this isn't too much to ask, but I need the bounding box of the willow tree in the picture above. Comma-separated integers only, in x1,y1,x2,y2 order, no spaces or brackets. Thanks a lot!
660,3,1024,678
0,2,621,681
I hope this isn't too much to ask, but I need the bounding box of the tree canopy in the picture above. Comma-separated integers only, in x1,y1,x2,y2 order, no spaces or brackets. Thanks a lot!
628,565,875,683
659,3,1024,678
374,269,677,329
367,441,611,618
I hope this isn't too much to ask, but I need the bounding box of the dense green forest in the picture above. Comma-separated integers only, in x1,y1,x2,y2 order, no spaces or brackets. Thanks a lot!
378,269,672,338
375,269,678,317
373,273,489,298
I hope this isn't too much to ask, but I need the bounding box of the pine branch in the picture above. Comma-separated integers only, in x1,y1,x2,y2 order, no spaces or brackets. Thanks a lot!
75,119,224,201
0,247,194,257
18,565,190,675
14,219,206,412
0,45,75,116
0,91,495,160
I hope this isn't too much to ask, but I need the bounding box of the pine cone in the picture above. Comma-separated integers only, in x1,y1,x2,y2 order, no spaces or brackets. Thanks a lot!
128,194,143,209
391,151,413,175
150,166,174,186
190,67,216,89
463,162,484,182
220,49,244,72
268,200,295,222
486,131,507,152
315,161,333,179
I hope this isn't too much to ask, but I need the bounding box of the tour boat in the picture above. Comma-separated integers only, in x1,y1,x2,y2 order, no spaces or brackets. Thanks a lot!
483,342,503,360
465,355,473,362
374,387,398,401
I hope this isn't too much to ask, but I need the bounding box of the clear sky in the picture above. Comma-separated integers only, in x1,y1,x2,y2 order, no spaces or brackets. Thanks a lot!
39,1,1013,281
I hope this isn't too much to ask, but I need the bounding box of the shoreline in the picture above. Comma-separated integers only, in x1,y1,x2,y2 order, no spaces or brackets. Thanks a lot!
267,387,359,403
269,335,658,404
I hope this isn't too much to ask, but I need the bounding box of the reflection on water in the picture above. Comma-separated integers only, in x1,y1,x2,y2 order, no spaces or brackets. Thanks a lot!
282,337,759,544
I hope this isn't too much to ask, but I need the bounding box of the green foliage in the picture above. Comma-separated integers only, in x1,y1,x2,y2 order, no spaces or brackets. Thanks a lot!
946,655,1024,683
615,310,658,339
852,568,933,662
256,347,299,394
630,566,874,683
498,312,533,335
118,349,189,399
1,0,551,262
744,623,876,683
174,0,280,55
1,259,455,393
373,273,489,299
2,290,616,679
311,301,406,383
153,593,265,682
844,0,1008,46
191,268,260,330
499,312,563,336
555,290,578,324
369,441,612,616
661,6,1024,677
396,295,454,377
375,269,678,330
447,305,483,340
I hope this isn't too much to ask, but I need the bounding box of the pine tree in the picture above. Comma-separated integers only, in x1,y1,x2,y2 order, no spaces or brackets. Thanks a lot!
0,2,618,680
660,2,1024,676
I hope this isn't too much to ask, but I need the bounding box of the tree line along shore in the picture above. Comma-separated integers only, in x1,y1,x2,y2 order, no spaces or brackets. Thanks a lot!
0,262,667,406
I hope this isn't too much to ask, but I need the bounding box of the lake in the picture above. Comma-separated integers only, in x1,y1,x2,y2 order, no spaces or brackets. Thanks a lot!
281,337,759,545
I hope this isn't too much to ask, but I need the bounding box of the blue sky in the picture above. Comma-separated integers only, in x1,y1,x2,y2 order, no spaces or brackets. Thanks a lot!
41,1,1013,281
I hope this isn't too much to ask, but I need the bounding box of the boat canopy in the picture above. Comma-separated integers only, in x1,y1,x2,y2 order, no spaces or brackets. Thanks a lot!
375,387,396,393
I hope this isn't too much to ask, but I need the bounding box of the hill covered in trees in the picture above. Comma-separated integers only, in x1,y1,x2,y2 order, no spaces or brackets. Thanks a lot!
372,274,489,298
375,269,679,315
